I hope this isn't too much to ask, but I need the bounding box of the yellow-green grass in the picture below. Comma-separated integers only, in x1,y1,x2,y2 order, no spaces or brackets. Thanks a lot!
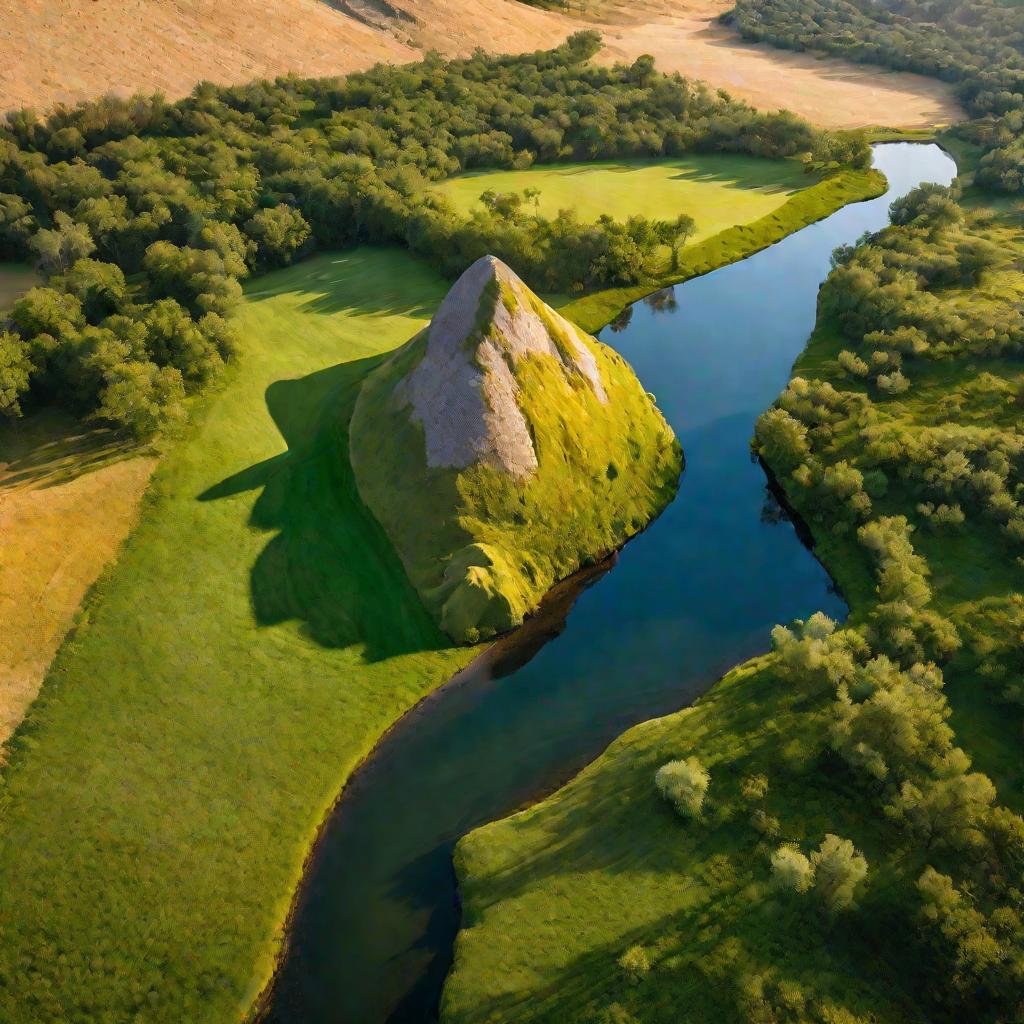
445,196,1024,1024
445,656,931,1024
430,155,816,245
0,261,38,310
0,248,477,1023
562,166,886,333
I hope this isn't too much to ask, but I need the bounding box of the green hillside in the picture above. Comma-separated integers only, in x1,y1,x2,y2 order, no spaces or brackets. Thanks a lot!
349,255,683,642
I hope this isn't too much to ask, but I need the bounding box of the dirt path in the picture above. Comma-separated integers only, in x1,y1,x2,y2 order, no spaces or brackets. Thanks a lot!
1,0,962,128
0,414,155,749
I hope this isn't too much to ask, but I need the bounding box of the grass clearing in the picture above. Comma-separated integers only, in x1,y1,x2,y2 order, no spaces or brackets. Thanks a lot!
431,155,815,244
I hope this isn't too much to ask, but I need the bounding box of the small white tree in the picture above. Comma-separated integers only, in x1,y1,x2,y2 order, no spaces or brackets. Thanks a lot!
655,757,709,819
770,844,814,893
810,834,868,911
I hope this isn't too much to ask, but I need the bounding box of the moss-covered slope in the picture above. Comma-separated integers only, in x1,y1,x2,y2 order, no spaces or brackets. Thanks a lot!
349,255,682,642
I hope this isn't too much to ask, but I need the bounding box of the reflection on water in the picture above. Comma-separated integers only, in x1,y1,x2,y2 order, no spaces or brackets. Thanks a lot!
266,144,958,1024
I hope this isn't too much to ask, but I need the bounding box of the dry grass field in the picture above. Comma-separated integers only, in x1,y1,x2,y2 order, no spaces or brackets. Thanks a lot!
0,0,962,128
0,412,155,748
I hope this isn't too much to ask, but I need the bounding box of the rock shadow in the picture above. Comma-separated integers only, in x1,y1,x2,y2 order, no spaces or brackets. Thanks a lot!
199,352,447,662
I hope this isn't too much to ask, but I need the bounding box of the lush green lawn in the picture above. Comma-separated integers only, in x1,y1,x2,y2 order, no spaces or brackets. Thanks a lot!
0,261,38,310
430,155,815,246
0,249,476,1022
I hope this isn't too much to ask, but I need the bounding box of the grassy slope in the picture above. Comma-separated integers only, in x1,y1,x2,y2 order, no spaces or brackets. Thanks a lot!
0,156,879,1023
444,177,1023,1024
0,249,476,1023
430,155,814,244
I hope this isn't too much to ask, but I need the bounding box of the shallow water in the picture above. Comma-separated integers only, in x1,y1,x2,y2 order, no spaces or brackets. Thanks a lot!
265,143,957,1024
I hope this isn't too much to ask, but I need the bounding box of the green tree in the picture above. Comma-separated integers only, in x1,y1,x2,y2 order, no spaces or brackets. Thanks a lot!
809,834,868,912
655,757,710,818
0,331,33,417
29,212,96,276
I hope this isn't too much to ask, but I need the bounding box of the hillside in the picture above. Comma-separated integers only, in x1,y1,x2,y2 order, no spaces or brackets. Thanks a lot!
349,255,682,642
0,0,961,128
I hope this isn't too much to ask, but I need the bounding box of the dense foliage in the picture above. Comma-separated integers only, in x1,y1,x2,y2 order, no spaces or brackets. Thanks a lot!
729,0,1024,191
0,31,865,436
751,185,1024,1020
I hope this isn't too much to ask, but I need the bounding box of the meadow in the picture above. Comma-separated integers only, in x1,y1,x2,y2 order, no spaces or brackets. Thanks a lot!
0,249,476,1022
430,155,815,245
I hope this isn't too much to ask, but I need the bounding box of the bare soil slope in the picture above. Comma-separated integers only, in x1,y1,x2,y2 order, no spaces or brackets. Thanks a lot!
1,0,962,128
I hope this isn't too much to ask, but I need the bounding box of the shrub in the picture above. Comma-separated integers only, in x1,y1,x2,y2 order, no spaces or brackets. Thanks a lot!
618,945,651,984
655,757,709,819
771,844,814,893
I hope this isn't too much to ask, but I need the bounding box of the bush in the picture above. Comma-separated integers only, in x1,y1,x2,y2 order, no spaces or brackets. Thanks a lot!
617,945,651,984
655,757,709,819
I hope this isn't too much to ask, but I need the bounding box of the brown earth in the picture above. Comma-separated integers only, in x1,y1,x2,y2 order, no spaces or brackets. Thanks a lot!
1,0,963,128
0,412,155,749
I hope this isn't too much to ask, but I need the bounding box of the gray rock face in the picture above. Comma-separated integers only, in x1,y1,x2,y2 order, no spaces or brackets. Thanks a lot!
400,255,607,479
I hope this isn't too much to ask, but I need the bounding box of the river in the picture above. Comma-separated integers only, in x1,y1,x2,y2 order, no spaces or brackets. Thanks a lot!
264,142,957,1024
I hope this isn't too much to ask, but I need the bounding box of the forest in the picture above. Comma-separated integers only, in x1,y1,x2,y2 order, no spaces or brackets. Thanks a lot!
0,31,867,439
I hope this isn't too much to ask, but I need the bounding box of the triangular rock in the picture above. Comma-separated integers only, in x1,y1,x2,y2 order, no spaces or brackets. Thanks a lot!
350,256,682,642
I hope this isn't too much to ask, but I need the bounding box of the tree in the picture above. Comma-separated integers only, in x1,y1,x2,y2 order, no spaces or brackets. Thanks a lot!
655,757,710,818
0,331,32,417
94,360,185,439
887,770,996,849
29,211,96,276
244,205,311,268
771,845,814,893
755,407,811,471
656,213,697,271
58,259,128,320
809,834,867,912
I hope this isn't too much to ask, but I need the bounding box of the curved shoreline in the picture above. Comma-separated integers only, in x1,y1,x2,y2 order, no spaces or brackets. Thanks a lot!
244,164,881,1024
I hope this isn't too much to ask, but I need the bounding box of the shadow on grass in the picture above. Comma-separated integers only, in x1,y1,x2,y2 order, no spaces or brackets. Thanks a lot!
0,408,139,489
200,352,448,662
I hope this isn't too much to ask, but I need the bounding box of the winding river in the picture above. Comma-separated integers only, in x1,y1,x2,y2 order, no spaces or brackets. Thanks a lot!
265,143,957,1024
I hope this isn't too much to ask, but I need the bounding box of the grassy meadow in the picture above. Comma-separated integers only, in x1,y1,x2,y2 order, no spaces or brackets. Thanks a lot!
431,155,815,246
0,154,884,1022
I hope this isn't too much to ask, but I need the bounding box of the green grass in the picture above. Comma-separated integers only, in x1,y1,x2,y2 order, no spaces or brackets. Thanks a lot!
0,261,38,311
431,155,816,245
445,657,930,1024
0,155,882,1022
0,249,476,1023
562,167,885,333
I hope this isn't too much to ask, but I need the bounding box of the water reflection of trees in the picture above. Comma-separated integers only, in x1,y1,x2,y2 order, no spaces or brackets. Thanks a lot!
760,487,791,526
643,286,678,314
608,305,633,333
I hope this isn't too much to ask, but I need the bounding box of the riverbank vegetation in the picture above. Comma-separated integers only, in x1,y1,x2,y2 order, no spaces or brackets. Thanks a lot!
445,176,1024,1022
0,30,869,439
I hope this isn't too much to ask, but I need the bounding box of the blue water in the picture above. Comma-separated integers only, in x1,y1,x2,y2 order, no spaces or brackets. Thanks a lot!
265,143,957,1024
